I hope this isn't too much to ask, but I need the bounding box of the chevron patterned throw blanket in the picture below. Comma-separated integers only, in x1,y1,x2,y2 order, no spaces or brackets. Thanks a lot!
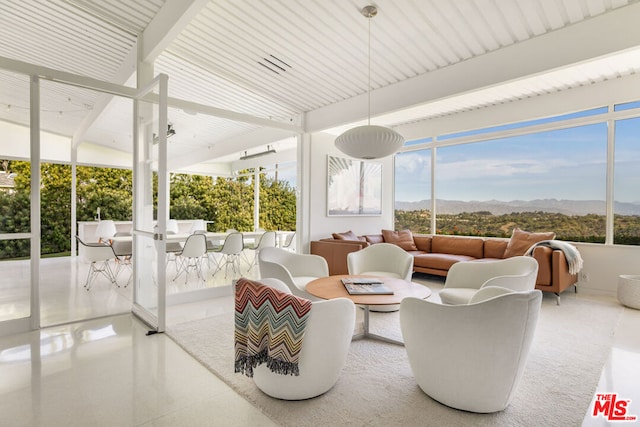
234,278,312,378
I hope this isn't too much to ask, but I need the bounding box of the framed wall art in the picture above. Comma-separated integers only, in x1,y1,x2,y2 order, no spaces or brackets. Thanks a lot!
327,155,382,216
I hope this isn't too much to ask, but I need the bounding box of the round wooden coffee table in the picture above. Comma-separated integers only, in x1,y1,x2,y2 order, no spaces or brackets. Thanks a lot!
306,275,431,345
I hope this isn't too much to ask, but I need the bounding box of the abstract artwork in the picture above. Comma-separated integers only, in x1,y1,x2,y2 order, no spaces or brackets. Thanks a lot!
327,155,382,216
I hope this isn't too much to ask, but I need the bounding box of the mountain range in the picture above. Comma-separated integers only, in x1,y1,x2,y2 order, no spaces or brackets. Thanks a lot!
395,199,640,216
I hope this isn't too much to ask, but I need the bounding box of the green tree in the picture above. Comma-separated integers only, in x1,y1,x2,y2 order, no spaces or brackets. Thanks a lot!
1,160,298,259
259,172,296,231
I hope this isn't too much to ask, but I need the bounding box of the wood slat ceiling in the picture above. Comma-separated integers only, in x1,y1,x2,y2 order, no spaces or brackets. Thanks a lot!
166,0,637,117
1,0,639,164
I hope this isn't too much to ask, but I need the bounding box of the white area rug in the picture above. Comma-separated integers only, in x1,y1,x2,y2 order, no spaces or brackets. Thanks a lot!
167,295,622,427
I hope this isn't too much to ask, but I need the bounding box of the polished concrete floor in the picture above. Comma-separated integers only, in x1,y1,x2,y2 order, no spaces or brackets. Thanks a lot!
0,254,271,426
1,261,639,426
0,313,279,427
0,252,259,326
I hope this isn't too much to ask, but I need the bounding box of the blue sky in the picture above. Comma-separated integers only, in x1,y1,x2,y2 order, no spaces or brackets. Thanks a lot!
395,118,640,204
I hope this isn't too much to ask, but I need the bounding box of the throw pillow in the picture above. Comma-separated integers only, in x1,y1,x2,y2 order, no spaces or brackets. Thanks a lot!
504,227,556,258
332,230,360,241
381,229,418,251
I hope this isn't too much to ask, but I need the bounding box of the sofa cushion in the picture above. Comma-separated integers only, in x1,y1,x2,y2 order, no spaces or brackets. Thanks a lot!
413,253,476,271
504,228,555,258
382,229,418,251
413,235,432,252
364,234,384,244
483,239,508,259
332,230,365,241
431,235,484,258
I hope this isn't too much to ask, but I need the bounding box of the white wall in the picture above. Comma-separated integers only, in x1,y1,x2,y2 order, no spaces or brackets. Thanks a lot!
304,132,394,247
0,121,71,162
77,142,131,168
0,120,132,168
574,242,640,296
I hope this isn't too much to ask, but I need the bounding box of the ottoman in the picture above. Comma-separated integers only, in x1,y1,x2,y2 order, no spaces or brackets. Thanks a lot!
618,275,640,310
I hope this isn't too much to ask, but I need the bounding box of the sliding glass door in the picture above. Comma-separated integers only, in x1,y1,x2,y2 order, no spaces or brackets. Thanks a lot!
131,75,168,333
0,72,33,334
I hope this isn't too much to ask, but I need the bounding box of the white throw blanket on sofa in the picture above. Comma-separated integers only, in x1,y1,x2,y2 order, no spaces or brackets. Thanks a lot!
524,240,583,275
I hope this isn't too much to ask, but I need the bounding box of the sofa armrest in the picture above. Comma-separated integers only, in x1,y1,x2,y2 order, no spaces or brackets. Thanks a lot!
310,240,367,275
531,245,577,292
552,249,578,292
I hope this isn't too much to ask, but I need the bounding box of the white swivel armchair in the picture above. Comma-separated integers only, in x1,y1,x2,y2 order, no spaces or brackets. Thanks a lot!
258,247,329,301
347,243,414,311
438,256,538,305
251,278,356,400
400,288,542,413
347,243,414,281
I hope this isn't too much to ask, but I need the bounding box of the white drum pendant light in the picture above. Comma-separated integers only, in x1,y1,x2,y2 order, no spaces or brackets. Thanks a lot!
335,5,404,159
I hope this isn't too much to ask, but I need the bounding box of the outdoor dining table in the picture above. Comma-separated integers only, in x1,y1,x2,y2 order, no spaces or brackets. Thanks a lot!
109,230,294,249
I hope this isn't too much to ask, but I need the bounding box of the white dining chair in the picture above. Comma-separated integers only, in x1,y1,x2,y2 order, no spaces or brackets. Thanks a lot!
246,231,277,270
167,219,179,234
281,232,296,251
76,236,118,290
211,232,244,278
94,220,117,243
165,220,184,271
111,231,132,287
189,219,207,234
173,233,207,284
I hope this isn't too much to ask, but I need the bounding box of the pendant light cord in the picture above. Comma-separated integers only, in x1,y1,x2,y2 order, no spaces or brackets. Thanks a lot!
367,15,371,126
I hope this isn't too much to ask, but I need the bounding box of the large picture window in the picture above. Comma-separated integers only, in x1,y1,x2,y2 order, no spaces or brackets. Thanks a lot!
394,149,431,233
394,117,626,242
614,117,640,245
434,124,607,240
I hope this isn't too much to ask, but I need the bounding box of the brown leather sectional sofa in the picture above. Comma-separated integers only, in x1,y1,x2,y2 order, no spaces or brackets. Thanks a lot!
310,232,578,298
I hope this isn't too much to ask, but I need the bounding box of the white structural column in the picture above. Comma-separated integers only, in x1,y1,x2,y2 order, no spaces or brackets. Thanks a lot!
70,147,77,256
254,169,260,231
297,132,311,253
430,145,437,235
29,75,41,330
606,108,616,245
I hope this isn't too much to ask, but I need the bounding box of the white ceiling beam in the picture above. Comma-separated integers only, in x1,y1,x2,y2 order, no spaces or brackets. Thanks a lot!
304,2,640,133
0,56,139,97
163,96,303,132
395,72,640,142
168,127,297,171
141,0,210,62
72,0,209,148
